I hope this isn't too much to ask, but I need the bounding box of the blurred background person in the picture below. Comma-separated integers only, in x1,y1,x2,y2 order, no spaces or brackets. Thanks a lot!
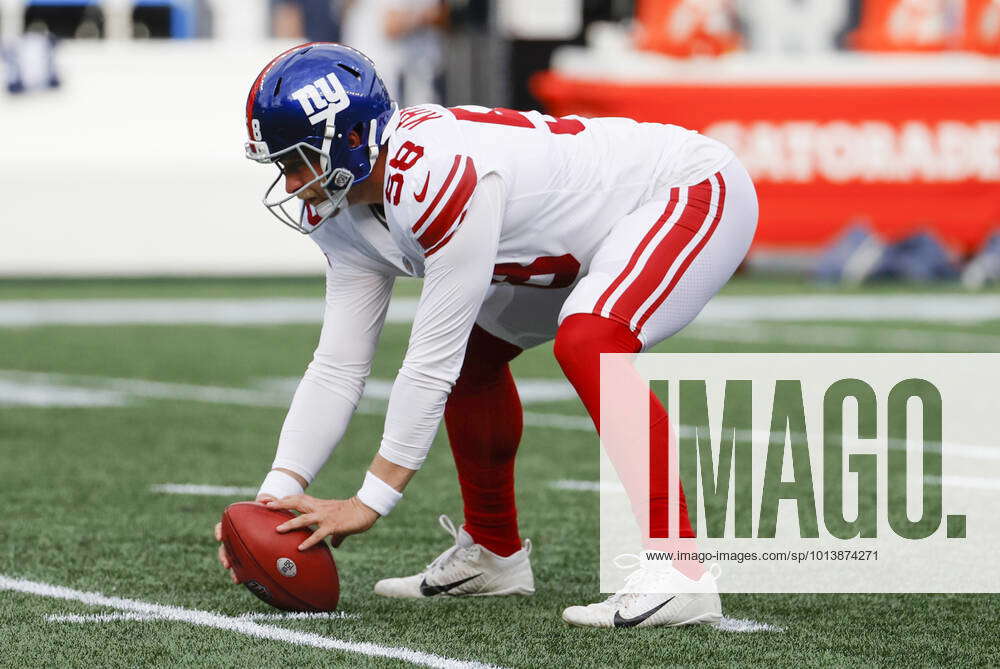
1,3,999,661
0,0,997,280
342,0,449,105
271,0,344,42
2,29,59,94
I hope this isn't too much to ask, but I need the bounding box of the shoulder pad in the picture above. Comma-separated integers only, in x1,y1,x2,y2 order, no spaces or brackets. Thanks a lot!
384,108,477,257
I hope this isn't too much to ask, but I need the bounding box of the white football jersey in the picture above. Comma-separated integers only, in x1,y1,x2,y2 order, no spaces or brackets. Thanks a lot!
308,104,734,287
276,105,737,476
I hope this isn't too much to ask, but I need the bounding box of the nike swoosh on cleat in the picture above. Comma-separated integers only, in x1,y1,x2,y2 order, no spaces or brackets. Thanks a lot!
613,596,675,628
419,573,482,597
413,174,430,202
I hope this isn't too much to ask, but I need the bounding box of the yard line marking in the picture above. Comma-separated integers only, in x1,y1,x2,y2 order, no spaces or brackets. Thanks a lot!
699,294,1000,324
686,426,1000,463
0,379,128,407
0,370,574,411
150,483,259,497
3,294,1000,327
46,611,359,623
716,616,784,633
548,479,619,493
551,473,1000,493
924,474,1000,491
0,298,416,327
0,370,294,408
234,611,359,621
3,575,500,669
47,612,160,623
260,376,579,405
3,369,998,462
522,411,593,430
680,322,1000,351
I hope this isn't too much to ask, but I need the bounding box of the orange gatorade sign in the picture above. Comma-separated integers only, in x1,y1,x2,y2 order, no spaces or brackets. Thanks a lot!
850,0,959,51
964,0,1000,54
634,0,741,57
532,74,1000,251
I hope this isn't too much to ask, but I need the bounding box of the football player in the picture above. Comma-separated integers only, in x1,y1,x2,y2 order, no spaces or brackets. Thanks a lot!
215,42,758,629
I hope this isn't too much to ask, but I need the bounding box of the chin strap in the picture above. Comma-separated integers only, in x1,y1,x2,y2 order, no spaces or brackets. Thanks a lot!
320,110,340,170
315,198,337,219
368,104,400,171
380,104,401,144
366,116,381,171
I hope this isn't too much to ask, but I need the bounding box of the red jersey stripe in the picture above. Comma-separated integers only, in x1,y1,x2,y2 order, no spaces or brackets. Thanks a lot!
418,157,478,253
411,155,462,236
425,209,470,257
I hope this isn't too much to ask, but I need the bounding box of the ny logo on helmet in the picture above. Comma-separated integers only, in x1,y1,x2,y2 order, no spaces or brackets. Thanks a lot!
290,72,350,126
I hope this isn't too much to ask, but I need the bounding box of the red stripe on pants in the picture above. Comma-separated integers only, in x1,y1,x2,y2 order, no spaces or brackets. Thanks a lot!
592,188,681,318
635,174,727,332
606,178,715,330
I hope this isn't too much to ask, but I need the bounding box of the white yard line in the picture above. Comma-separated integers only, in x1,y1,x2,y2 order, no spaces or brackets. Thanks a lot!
551,473,1000,493
0,379,128,407
0,298,412,327
150,483,259,497
923,474,1000,491
698,294,1000,323
2,294,1000,327
681,322,1000,350
0,370,293,407
2,575,499,669
233,611,359,621
3,369,997,463
261,376,579,405
716,617,784,633
0,371,575,410
46,611,358,623
548,479,616,493
522,411,593,430
46,612,161,623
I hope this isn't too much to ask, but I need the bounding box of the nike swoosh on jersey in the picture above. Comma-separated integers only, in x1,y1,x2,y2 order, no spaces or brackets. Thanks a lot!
613,596,675,628
414,174,430,202
419,573,481,596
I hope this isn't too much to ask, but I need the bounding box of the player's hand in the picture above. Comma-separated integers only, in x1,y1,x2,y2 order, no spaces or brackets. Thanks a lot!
268,494,379,550
215,495,276,583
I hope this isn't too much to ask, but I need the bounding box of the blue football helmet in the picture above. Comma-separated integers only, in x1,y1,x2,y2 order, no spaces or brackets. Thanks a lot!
245,42,398,233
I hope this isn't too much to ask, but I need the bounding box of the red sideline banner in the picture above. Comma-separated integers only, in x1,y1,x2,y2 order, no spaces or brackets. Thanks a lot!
532,73,1000,251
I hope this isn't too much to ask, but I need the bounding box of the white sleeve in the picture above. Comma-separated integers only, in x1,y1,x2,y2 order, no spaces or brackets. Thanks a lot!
377,173,504,470
270,258,395,484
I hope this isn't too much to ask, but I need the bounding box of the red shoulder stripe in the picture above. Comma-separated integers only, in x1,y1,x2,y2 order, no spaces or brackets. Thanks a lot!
411,155,461,237
418,157,477,254
426,209,469,257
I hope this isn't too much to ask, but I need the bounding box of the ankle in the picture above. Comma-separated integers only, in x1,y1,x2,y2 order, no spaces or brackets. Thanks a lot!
464,525,522,557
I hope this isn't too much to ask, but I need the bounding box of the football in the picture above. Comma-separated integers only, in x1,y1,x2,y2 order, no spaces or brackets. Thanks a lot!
220,501,340,612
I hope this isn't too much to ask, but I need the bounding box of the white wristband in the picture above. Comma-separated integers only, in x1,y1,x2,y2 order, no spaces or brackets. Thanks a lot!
356,471,402,516
257,469,305,501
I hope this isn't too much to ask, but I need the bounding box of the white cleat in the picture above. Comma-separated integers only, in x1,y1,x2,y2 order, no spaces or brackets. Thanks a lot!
562,553,722,629
373,515,535,598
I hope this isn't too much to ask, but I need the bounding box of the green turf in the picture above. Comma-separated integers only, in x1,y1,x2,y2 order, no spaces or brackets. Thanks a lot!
1,278,998,668
0,276,420,300
3,274,998,300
